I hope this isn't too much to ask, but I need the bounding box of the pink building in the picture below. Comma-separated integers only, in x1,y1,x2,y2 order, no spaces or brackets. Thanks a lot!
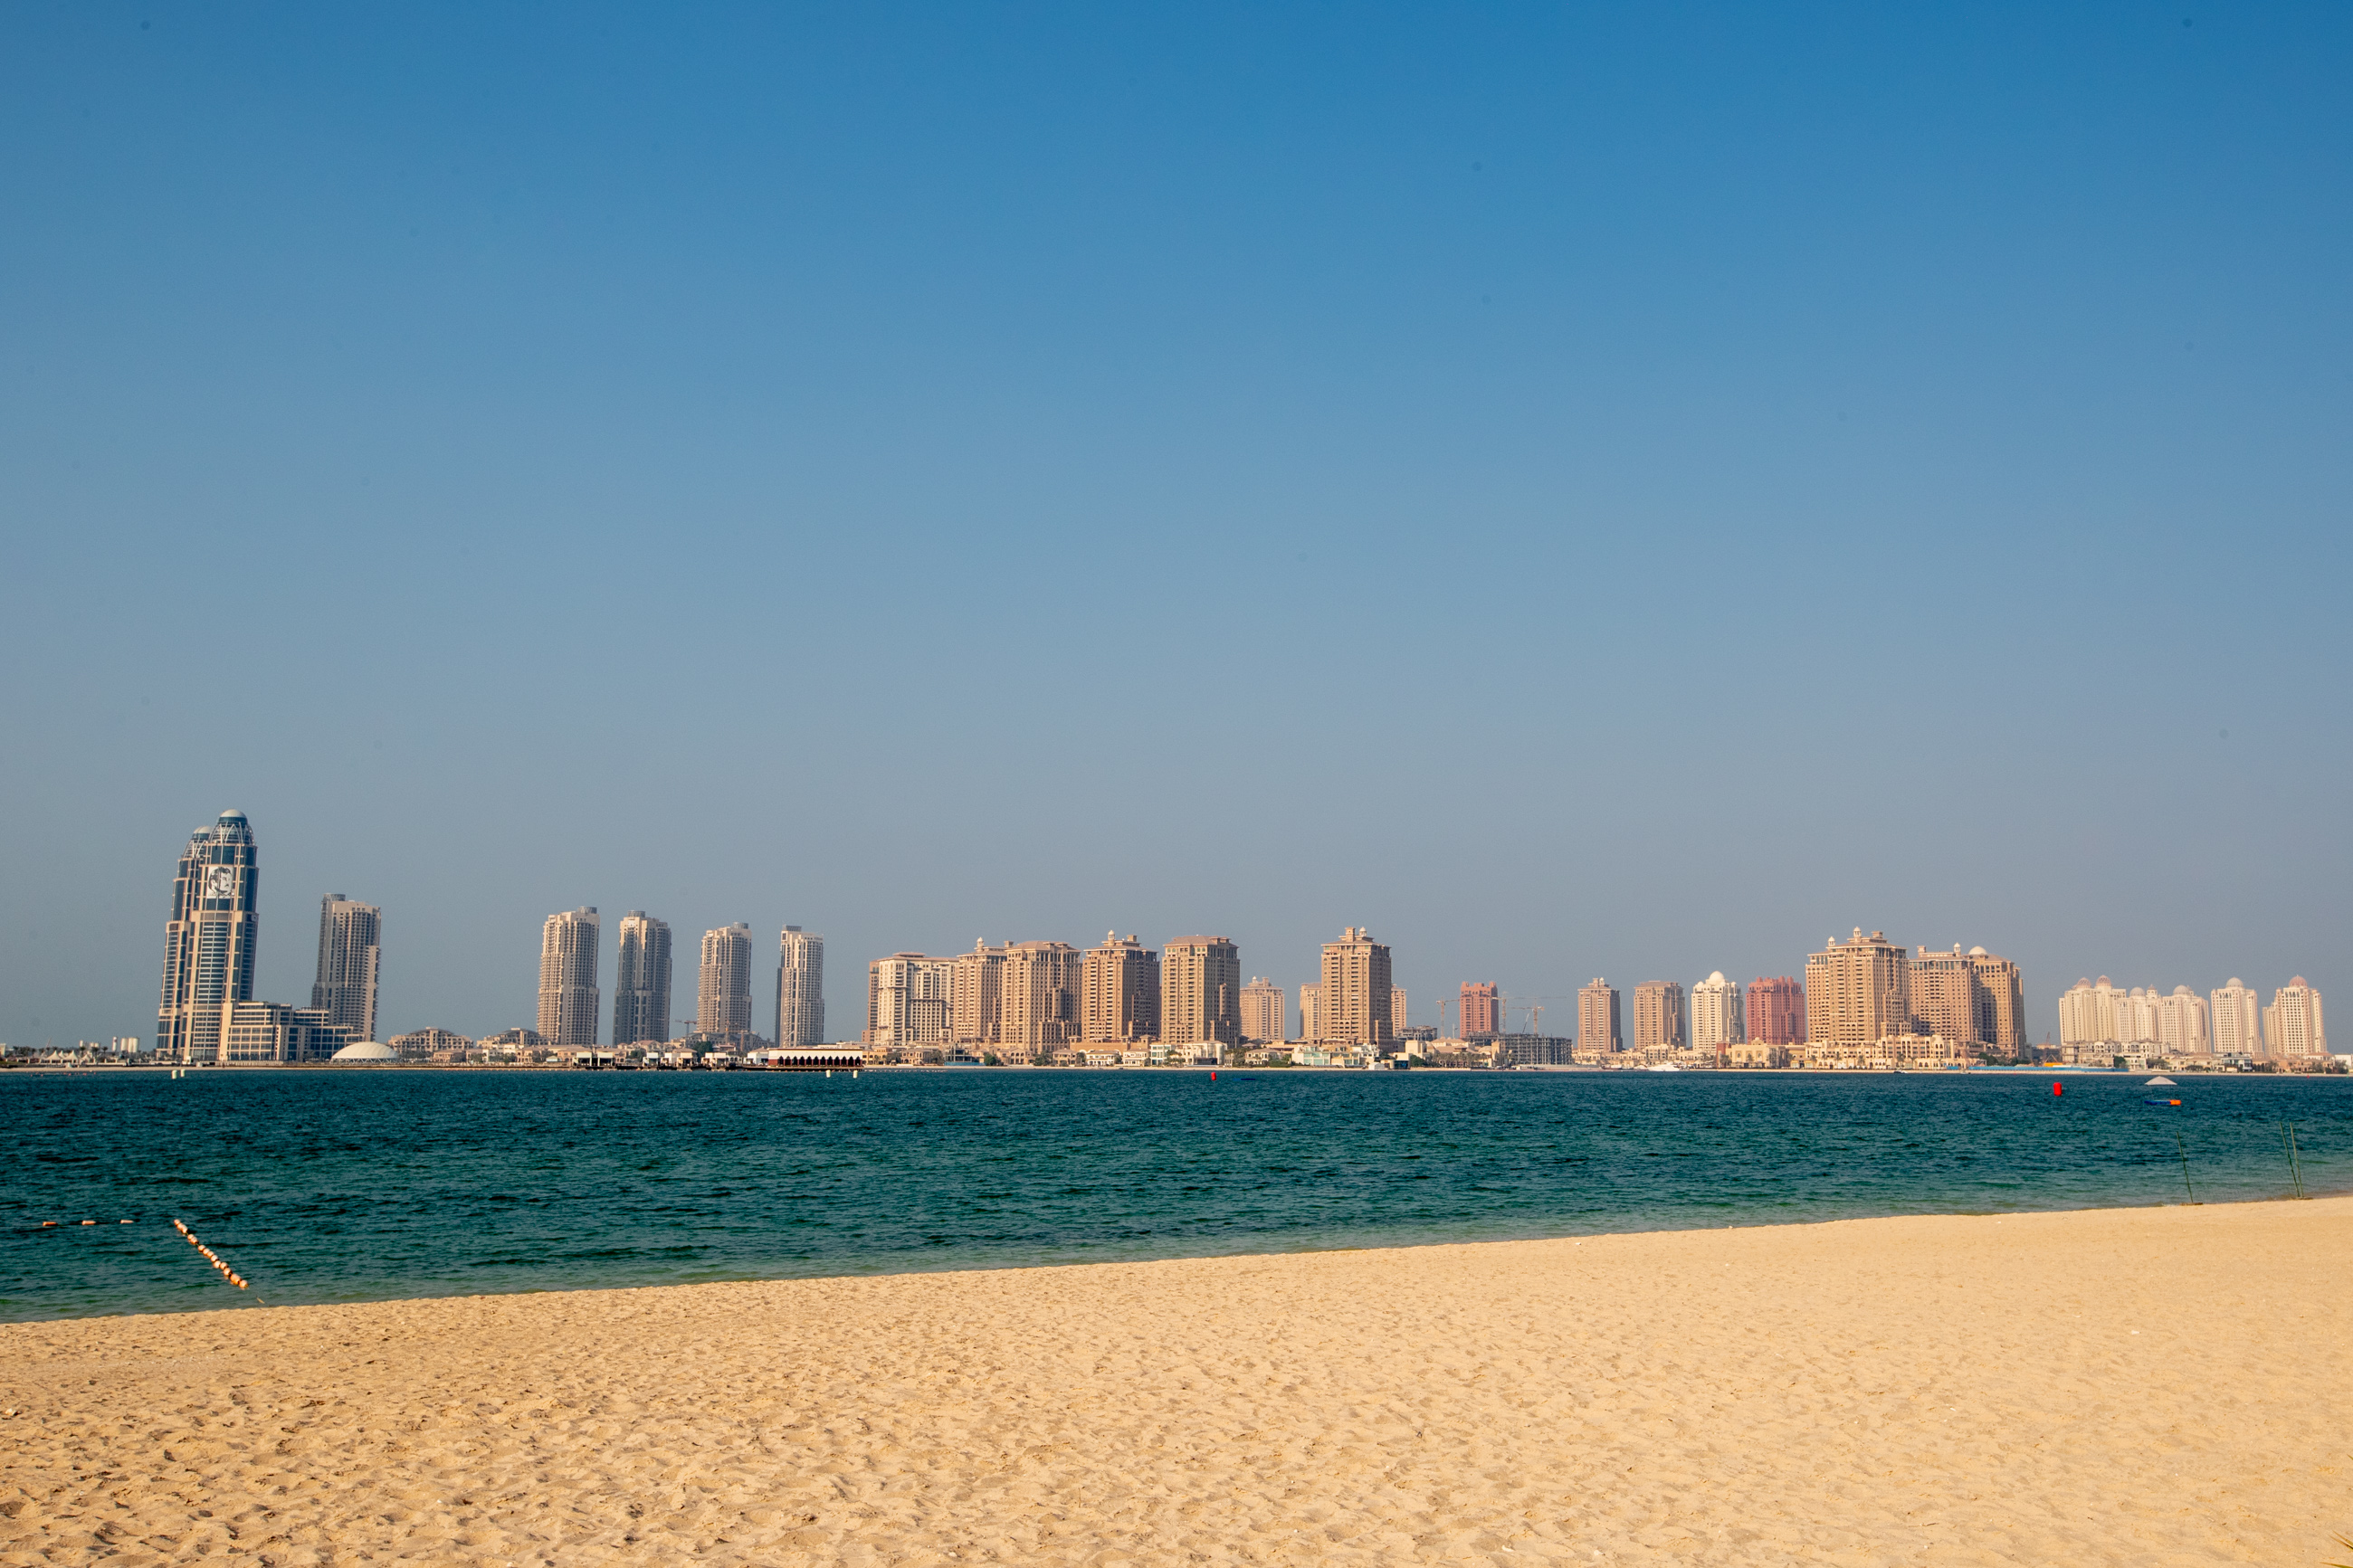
1460,982,1500,1037
1747,976,1805,1043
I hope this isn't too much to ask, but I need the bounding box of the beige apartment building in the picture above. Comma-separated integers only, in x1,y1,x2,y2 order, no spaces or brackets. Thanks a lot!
1804,929,1911,1049
951,941,1007,1044
2264,977,2328,1059
1163,936,1242,1048
1239,977,1286,1044
1082,933,1160,1042
697,923,755,1040
1690,972,1743,1050
2210,979,2262,1058
1000,940,1082,1051
1633,981,1686,1052
1909,948,1977,1045
866,952,953,1049
537,907,602,1050
1318,927,1394,1049
1577,979,1621,1059
1297,982,1321,1042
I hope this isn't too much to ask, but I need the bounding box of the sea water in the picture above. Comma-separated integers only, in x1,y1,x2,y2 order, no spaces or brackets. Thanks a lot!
4,1067,2345,1320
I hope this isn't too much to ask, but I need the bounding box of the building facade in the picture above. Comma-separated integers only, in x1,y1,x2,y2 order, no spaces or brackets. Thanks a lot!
2210,978,2262,1058
1633,981,1686,1052
1966,947,2026,1052
389,1026,472,1061
537,908,602,1049
1240,977,1286,1043
950,941,1006,1044
1460,982,1501,1038
1746,976,1805,1044
1162,936,1242,1047
1577,979,1622,1058
222,999,355,1064
776,927,825,1047
999,941,1082,1051
1908,948,1977,1045
697,923,755,1039
1805,929,1911,1050
867,953,954,1048
2264,977,2327,1059
1296,982,1321,1042
2059,976,2120,1048
1318,928,1394,1049
310,895,381,1041
1082,933,1161,1043
157,811,262,1063
612,912,673,1047
2155,985,2210,1057
1690,973,1743,1050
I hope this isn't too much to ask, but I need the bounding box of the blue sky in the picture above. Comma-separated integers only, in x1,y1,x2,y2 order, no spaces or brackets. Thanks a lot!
4,3,2347,1045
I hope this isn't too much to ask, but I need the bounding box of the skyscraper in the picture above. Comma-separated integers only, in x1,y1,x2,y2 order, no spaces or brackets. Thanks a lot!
157,811,262,1063
1083,933,1160,1042
1240,977,1286,1044
698,923,755,1039
2264,977,2327,1059
537,908,602,1049
2210,978,2262,1059
951,941,1007,1044
1746,976,1804,1044
1298,982,1322,1042
776,927,825,1047
2155,985,2210,1057
1804,930,1910,1049
1162,936,1242,1048
867,953,954,1048
1912,945,2024,1054
310,895,381,1041
1460,982,1500,1038
1391,986,1408,1031
1965,947,2026,1053
1690,973,1743,1050
1634,981,1686,1052
1318,927,1394,1049
999,941,1082,1051
1577,979,1622,1057
613,912,673,1047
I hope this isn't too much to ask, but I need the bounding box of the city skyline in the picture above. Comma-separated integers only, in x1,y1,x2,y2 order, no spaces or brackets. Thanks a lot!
5,9,2348,1058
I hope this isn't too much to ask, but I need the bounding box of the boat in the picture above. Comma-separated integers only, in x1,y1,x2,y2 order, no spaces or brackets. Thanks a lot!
1645,1062,1682,1072
2145,1076,2176,1086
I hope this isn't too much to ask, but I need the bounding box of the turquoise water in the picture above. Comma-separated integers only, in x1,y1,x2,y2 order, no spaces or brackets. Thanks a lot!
4,1068,2346,1321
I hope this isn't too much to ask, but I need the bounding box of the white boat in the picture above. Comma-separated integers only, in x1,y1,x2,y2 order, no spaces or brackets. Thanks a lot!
2145,1075,2176,1086
1645,1062,1682,1072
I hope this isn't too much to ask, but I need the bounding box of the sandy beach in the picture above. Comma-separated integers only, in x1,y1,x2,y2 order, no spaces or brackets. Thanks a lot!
3,1198,2347,1566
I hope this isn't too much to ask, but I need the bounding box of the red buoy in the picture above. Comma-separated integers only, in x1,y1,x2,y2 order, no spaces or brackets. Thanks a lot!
2052,1081,2062,1096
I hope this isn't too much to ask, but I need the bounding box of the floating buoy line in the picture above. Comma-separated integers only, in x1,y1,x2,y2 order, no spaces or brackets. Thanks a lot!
172,1218,258,1298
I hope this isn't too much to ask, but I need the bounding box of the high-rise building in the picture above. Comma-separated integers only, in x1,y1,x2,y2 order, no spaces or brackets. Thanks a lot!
1318,928,1394,1049
1298,982,1322,1042
2155,985,2209,1057
1577,979,1621,1057
1690,973,1743,1050
867,953,954,1048
310,896,381,1041
951,941,1007,1044
1240,977,1286,1044
1162,936,1241,1048
157,811,262,1064
2059,976,2122,1047
1746,976,1804,1044
1460,982,1500,1038
612,912,673,1047
1634,981,1686,1052
2264,977,2327,1059
1966,947,2026,1053
776,927,825,1047
999,941,1082,1051
1391,986,1408,1032
537,908,602,1049
698,923,755,1039
1083,933,1160,1042
1804,929,1910,1049
2210,978,2262,1059
2116,987,2163,1046
1908,948,1976,1044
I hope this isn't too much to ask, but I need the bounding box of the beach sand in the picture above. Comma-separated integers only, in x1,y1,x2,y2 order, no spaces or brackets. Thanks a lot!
3,1198,2347,1566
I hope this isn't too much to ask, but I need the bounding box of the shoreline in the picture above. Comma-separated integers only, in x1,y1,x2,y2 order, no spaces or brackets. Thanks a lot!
4,1197,2348,1564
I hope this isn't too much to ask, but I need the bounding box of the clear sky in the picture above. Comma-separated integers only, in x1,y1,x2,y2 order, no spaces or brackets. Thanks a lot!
4,4,2347,1048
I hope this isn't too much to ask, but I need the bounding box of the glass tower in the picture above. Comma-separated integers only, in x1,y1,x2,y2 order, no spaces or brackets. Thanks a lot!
157,811,261,1063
